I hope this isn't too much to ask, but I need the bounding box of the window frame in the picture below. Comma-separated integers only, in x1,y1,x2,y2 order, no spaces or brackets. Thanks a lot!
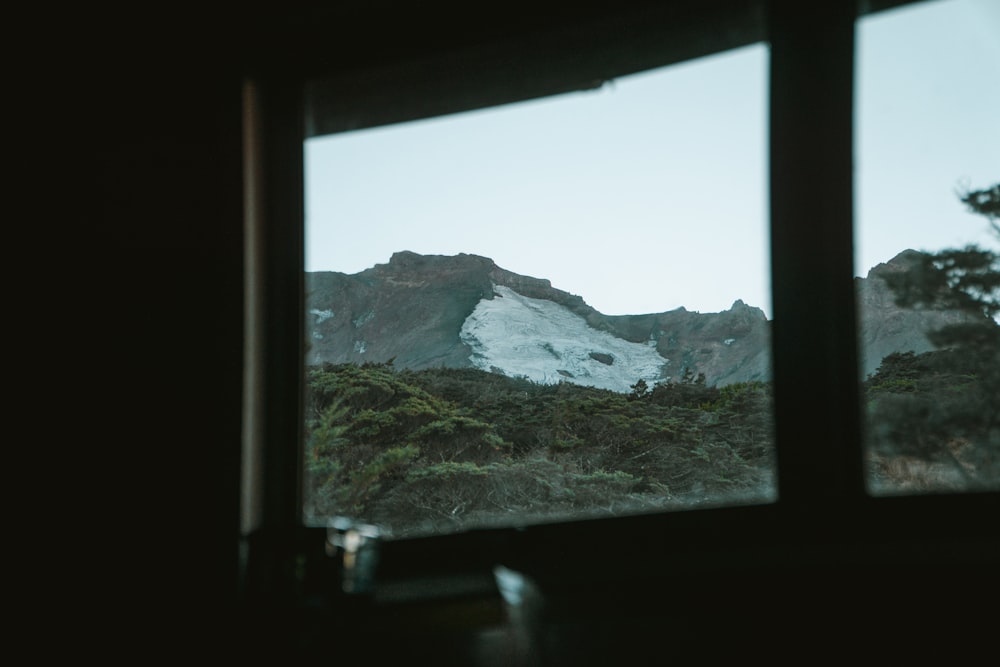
241,0,999,607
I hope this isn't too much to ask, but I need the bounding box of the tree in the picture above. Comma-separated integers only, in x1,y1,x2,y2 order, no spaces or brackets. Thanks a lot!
959,182,1000,233
869,181,1000,492
882,183,999,341
628,378,649,400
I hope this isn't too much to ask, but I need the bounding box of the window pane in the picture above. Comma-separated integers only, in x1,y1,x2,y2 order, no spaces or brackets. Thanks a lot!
303,44,777,537
856,0,1000,495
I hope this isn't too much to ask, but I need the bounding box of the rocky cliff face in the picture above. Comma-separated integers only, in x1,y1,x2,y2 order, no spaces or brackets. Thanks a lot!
855,249,981,378
306,251,496,370
305,249,971,389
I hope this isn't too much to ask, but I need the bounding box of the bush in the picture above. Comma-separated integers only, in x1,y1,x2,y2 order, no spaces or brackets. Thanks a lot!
303,362,778,534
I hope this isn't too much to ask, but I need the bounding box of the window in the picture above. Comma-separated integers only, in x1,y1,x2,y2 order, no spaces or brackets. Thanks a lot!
302,44,776,538
241,1,999,633
855,0,1000,495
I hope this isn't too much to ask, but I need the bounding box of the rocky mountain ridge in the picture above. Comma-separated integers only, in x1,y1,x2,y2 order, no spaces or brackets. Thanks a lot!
305,249,975,390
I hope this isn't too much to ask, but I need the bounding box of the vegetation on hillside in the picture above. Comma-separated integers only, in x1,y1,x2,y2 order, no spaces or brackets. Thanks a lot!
865,182,1000,493
864,348,998,493
304,361,776,536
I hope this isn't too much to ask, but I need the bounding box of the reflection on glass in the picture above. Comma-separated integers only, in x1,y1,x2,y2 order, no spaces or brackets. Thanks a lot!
856,0,1000,495
302,44,776,536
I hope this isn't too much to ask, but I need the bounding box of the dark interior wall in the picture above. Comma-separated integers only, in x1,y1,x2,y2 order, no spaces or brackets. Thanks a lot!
51,7,248,648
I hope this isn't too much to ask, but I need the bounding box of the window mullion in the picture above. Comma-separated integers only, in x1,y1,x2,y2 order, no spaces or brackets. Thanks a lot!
768,0,864,506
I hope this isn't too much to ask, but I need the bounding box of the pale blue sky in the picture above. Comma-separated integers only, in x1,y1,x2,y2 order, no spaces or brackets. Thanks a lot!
306,0,999,318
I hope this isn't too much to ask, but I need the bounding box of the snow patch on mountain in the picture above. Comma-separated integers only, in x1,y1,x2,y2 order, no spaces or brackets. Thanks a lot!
460,285,669,393
310,308,335,324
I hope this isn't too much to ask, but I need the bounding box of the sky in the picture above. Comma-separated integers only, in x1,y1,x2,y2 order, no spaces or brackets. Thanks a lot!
305,0,999,318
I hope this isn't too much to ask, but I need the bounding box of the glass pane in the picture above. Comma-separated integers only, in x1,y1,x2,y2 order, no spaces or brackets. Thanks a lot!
303,44,777,537
856,0,1000,495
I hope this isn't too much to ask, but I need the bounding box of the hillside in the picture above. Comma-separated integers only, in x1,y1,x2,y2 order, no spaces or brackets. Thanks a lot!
305,344,998,537
304,361,776,537
303,247,998,535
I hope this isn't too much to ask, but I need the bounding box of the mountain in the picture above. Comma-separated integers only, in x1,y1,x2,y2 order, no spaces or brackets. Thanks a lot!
305,249,975,391
854,249,982,374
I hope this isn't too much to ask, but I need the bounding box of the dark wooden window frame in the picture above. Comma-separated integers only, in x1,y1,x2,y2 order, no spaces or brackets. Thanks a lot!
241,0,998,615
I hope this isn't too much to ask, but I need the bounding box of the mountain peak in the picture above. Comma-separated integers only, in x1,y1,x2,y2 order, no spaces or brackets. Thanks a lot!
866,248,926,279
384,250,495,270
725,299,767,321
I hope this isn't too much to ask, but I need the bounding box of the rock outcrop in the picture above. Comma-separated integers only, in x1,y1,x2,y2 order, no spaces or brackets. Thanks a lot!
855,249,981,378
